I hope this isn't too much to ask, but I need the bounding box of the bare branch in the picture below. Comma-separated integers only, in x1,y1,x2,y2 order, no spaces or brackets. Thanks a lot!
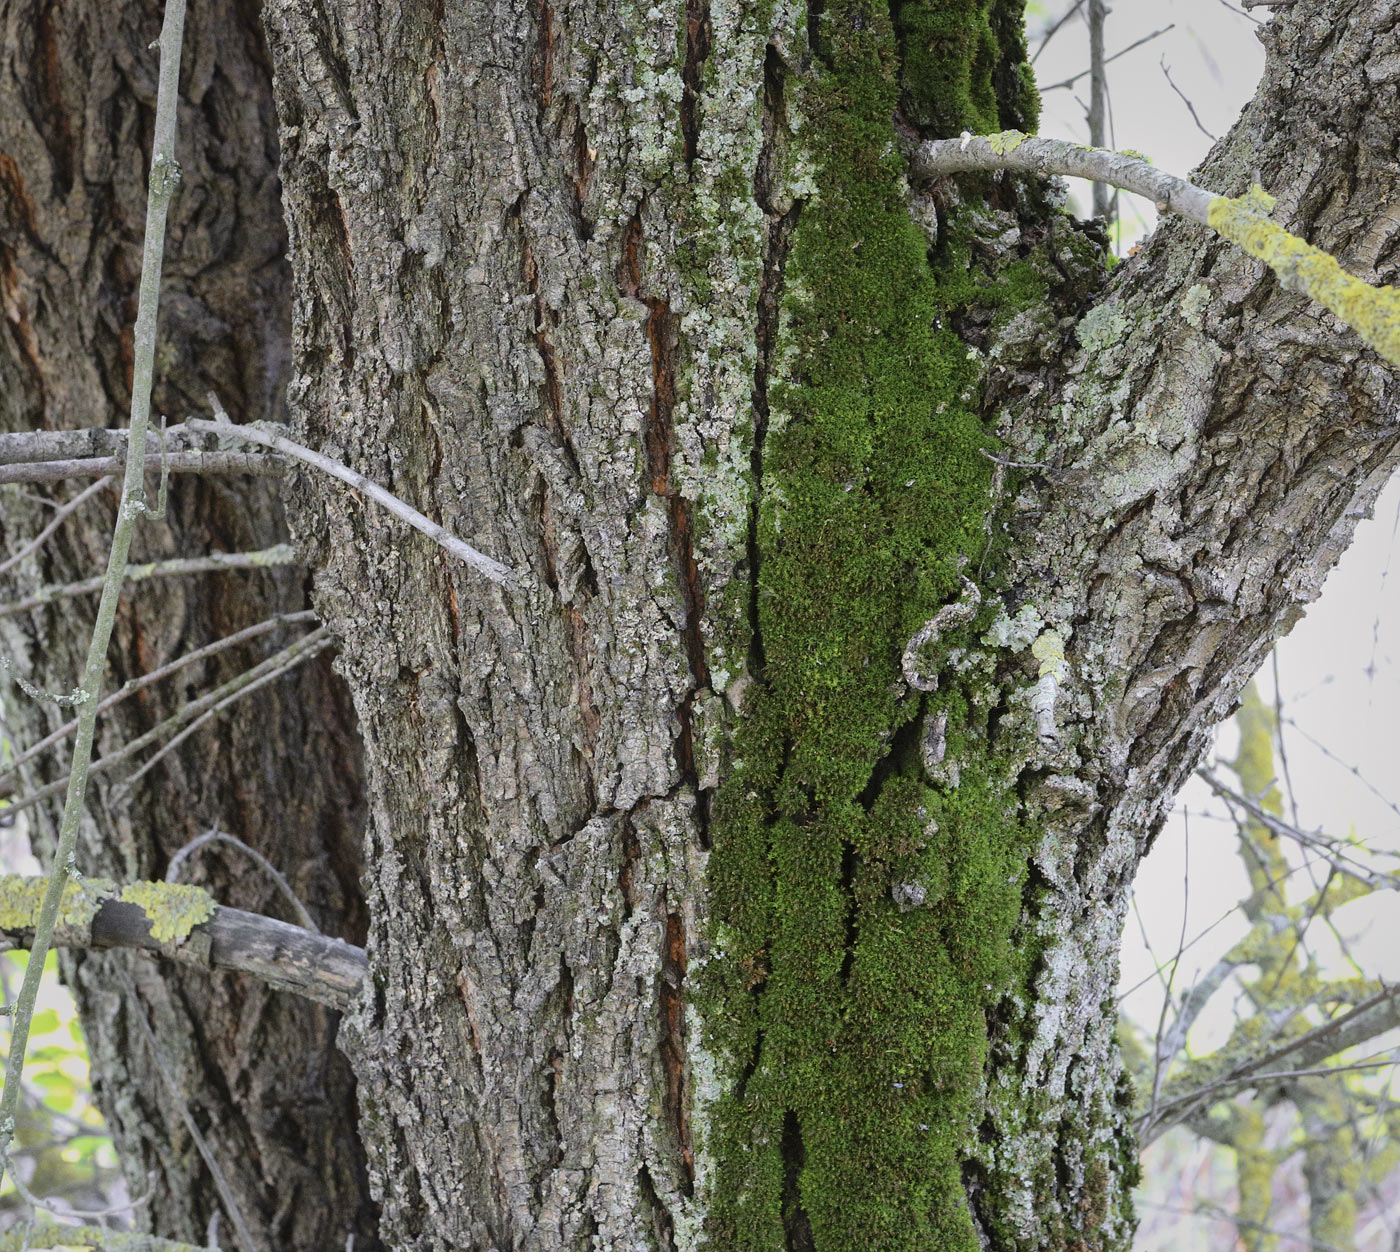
0,544,300,622
188,397,516,587
1160,56,1218,141
2,629,332,817
0,477,112,577
1031,0,1086,65
0,450,285,485
1038,24,1175,94
1198,769,1400,888
0,611,318,790
909,134,1400,365
166,826,318,932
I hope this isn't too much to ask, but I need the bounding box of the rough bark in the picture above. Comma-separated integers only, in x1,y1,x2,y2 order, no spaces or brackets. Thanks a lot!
965,1,1400,1244
254,0,1400,1247
0,1,376,1248
3,0,1399,1250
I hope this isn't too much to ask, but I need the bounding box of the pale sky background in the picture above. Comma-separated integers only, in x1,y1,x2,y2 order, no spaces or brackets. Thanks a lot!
1032,3,1400,1246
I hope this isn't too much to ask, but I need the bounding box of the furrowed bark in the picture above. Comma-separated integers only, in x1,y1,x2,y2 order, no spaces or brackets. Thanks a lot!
4,0,1398,1250
0,0,376,1247
961,1,1400,1243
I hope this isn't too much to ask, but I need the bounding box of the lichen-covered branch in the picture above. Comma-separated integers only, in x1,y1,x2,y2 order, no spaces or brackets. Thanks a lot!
0,875,364,1010
911,133,1400,365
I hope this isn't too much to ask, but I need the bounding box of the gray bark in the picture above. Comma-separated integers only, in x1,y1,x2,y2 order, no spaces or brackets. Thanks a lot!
2,0,1399,1250
968,1,1400,1242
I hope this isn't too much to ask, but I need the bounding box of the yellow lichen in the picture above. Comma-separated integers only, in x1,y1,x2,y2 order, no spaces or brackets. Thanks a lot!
0,874,115,938
119,881,215,945
1030,630,1067,680
987,129,1028,155
1208,185,1400,365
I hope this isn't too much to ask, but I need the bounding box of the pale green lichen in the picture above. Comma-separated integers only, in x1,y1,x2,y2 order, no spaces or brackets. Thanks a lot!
1180,282,1211,329
1208,184,1400,365
1029,630,1068,741
987,129,1028,155
0,875,115,940
1076,301,1130,354
119,881,214,944
981,603,1044,650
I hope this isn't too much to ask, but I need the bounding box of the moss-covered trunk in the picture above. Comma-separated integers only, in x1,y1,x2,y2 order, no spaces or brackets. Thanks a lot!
5,0,1400,1247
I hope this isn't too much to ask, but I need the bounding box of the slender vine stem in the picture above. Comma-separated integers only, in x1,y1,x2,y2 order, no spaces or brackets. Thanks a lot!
0,0,188,1178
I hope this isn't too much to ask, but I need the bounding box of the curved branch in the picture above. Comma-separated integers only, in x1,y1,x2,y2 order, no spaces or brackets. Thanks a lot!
910,132,1400,365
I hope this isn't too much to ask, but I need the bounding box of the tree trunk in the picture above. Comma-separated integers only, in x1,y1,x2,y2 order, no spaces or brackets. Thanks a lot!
4,0,1400,1249
0,1,377,1247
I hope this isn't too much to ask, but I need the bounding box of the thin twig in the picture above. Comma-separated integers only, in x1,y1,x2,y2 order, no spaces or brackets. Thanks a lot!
0,611,318,792
2,1148,151,1221
1216,0,1264,24
1117,856,1314,1003
1279,714,1400,825
1271,651,1302,831
111,635,333,799
115,963,257,1252
0,478,113,577
190,396,516,587
1160,56,1218,141
0,545,299,622
166,826,318,932
1038,24,1176,92
1198,770,1400,888
3,630,331,817
1148,807,1194,1127
1031,0,1086,64
0,0,188,1179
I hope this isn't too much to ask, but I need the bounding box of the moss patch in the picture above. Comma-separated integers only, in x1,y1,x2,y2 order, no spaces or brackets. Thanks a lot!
700,2,1038,1247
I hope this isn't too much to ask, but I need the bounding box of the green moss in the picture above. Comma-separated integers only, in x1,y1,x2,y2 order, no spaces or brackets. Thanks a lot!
119,881,215,945
700,3,1035,1247
892,0,1037,135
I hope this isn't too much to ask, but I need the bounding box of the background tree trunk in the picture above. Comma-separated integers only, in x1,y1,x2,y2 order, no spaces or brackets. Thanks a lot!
0,1,377,1247
3,0,1400,1250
